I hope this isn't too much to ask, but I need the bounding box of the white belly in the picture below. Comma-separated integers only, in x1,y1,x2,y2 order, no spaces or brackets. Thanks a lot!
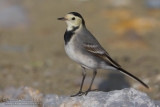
64,42,98,69
65,42,81,64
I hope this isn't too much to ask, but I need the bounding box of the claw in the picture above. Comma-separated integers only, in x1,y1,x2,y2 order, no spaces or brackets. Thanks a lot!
70,91,85,97
85,89,98,95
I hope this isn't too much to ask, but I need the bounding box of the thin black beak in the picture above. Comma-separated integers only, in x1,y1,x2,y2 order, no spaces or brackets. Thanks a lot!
57,17,67,21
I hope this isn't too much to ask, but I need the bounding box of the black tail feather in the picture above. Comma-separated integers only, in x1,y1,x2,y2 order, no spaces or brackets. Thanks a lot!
117,67,149,89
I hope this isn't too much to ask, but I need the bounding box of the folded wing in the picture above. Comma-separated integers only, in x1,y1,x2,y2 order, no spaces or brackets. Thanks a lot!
83,42,149,89
83,42,121,68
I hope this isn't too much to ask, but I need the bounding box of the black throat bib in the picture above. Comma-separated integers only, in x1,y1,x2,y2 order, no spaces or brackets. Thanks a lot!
64,26,79,45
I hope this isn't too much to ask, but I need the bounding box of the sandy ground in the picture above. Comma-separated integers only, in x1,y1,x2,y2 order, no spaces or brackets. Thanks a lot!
0,0,160,100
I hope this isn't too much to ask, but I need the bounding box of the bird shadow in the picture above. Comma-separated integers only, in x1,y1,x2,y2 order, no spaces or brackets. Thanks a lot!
98,72,130,92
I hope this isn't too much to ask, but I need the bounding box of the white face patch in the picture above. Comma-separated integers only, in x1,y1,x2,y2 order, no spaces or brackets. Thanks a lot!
65,14,82,31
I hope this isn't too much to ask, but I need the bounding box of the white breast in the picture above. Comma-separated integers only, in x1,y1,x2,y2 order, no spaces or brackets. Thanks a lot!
65,41,81,64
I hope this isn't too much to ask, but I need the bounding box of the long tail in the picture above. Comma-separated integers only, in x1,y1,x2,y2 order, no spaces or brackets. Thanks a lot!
116,67,149,89
101,55,149,89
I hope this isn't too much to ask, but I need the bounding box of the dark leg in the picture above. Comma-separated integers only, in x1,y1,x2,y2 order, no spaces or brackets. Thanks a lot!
85,70,97,95
70,66,86,97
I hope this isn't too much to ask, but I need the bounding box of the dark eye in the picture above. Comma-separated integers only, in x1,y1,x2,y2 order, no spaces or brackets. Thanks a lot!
72,17,75,20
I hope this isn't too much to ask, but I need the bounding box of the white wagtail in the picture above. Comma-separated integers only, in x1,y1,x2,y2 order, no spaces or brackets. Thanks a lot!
58,12,149,97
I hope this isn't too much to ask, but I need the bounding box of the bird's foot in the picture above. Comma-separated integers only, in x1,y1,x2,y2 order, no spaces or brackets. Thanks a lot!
84,89,98,95
70,89,98,97
70,91,85,97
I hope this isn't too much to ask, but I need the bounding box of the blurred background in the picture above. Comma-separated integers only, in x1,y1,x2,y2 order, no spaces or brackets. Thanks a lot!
0,0,160,100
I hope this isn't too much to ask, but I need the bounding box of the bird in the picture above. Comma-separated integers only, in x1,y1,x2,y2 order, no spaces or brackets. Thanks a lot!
57,12,149,97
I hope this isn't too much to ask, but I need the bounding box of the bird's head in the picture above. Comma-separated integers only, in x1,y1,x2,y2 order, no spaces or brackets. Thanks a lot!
58,12,85,31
